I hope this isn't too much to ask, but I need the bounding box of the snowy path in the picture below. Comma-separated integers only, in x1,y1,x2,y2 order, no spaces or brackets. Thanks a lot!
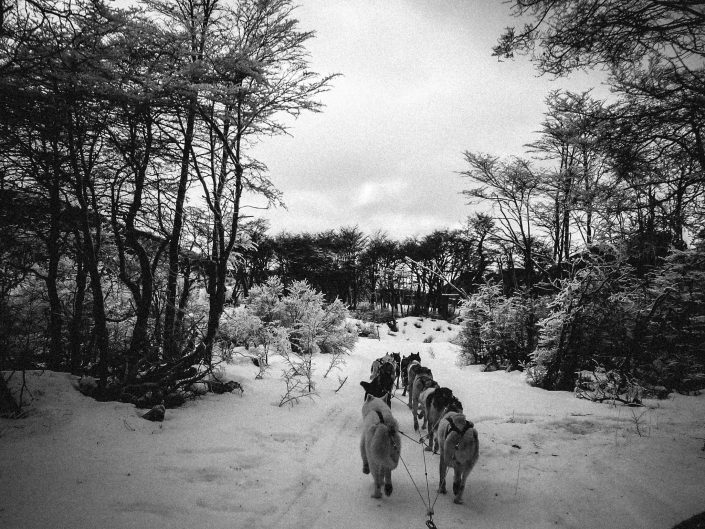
1,317,704,529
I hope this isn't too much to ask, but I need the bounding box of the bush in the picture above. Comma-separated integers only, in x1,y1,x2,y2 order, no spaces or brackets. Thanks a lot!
530,261,641,390
352,306,396,325
528,252,705,393
456,283,546,370
223,278,357,359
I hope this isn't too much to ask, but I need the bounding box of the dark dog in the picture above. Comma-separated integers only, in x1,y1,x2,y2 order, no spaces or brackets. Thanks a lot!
424,387,454,452
407,364,431,409
445,396,463,414
361,362,395,407
391,353,401,388
370,353,393,380
401,352,421,396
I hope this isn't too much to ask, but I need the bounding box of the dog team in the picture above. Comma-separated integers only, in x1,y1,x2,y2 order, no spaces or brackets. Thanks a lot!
359,352,479,505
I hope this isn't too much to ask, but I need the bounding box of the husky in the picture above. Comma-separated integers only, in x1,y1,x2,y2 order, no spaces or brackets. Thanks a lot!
437,411,479,505
360,361,395,407
400,352,421,396
391,352,401,388
360,395,402,499
428,396,463,453
410,372,437,431
423,387,455,451
370,353,394,380
406,363,429,409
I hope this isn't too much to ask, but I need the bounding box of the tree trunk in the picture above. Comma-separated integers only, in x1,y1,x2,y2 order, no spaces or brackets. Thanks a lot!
163,99,196,360
46,176,64,370
66,109,110,388
68,231,87,374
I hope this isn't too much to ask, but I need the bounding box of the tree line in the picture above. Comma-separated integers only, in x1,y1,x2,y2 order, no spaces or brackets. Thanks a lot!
231,222,493,319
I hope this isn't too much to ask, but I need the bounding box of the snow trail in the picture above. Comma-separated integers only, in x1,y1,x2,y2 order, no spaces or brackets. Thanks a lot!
1,317,704,529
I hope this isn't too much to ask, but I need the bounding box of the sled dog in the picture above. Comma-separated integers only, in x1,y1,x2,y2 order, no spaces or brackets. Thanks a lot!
391,353,401,388
411,372,437,431
423,386,454,451
360,362,395,407
370,353,395,380
360,395,401,498
400,353,421,396
406,363,429,408
437,411,479,505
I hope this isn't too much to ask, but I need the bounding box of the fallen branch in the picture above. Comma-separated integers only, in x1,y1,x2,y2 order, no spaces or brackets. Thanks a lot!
575,393,642,406
334,376,348,393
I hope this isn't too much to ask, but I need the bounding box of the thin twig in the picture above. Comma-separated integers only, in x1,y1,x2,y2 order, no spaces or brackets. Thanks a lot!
334,376,348,393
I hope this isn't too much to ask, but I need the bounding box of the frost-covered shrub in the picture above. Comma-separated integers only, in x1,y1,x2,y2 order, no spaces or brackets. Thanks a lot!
221,278,357,360
220,306,263,347
220,279,357,404
277,281,357,356
529,261,643,391
456,283,545,369
244,277,284,323
636,250,705,393
219,306,281,366
527,250,705,394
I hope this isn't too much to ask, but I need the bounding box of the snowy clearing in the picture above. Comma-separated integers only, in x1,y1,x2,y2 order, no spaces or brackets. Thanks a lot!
1,317,704,529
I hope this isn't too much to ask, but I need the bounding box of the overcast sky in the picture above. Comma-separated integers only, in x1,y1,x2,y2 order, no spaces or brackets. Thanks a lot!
250,0,608,239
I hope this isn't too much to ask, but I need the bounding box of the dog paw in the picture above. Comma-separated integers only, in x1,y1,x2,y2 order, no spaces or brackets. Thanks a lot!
453,483,459,495
424,446,433,452
438,487,446,494
453,497,464,505
384,483,393,496
371,491,382,499
362,465,370,474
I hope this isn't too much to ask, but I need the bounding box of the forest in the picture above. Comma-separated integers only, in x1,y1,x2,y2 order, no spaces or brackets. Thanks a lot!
1,0,704,415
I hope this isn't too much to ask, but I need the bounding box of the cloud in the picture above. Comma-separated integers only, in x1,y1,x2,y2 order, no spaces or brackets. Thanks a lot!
353,179,408,208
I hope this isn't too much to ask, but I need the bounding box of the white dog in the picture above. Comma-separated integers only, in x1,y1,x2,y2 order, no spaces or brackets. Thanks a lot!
437,411,479,504
360,395,401,498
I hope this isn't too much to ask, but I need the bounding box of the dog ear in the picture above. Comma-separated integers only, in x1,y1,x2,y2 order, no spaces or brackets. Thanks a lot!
360,381,370,391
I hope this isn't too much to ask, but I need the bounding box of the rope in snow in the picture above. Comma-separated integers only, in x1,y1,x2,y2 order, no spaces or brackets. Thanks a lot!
396,425,444,529
397,451,438,528
391,392,408,405
391,387,443,527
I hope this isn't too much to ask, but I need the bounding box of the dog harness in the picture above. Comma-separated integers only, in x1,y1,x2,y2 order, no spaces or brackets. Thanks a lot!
446,417,473,449
374,410,399,452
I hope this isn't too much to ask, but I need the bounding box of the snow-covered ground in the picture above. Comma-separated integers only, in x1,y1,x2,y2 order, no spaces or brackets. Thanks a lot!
1,316,704,529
